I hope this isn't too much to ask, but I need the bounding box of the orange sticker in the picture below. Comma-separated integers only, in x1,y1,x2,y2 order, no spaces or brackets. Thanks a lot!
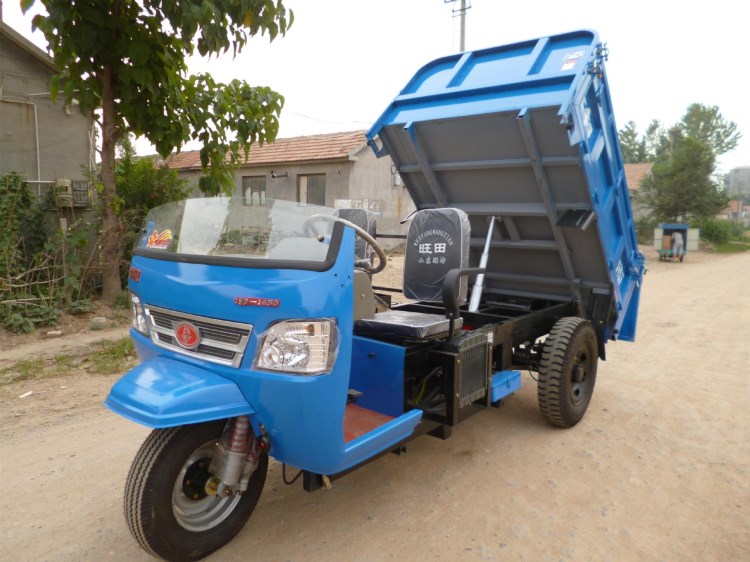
147,229,172,249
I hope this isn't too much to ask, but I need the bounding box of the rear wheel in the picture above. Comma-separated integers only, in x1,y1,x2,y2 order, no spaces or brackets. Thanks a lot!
537,317,598,428
124,420,267,561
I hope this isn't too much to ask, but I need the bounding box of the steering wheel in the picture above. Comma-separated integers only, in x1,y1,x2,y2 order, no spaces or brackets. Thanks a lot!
302,214,387,274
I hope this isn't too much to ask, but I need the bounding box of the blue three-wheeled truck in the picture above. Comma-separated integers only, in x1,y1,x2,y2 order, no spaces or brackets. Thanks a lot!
106,30,646,560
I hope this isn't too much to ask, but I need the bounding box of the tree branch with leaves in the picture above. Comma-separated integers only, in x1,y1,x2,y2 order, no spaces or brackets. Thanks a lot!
23,0,292,301
618,103,740,222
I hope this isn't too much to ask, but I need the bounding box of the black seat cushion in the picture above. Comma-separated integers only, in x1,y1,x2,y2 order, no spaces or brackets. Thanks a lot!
355,310,463,339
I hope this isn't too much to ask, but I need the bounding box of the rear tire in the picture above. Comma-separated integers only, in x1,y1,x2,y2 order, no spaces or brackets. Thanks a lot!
537,317,598,428
124,420,268,561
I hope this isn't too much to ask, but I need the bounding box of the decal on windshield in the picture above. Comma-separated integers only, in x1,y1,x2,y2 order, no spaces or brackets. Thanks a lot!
147,229,172,249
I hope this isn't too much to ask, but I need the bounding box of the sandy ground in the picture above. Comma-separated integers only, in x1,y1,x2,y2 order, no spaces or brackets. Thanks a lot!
1,248,748,561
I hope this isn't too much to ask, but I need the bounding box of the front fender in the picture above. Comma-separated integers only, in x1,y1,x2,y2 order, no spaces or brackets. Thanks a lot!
105,356,254,428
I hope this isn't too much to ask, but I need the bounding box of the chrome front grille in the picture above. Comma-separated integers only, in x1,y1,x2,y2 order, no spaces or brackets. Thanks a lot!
144,305,252,367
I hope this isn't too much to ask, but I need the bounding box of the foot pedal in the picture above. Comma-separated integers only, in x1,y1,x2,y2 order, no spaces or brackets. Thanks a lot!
347,389,363,404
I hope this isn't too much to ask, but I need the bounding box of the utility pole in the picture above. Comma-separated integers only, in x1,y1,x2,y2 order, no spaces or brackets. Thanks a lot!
444,0,471,51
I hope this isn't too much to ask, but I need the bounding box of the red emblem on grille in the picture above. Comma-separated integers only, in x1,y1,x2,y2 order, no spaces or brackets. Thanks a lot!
174,321,200,350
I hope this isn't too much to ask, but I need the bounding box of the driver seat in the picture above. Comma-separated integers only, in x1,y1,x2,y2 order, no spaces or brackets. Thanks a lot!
336,209,379,322
354,208,470,339
336,208,377,271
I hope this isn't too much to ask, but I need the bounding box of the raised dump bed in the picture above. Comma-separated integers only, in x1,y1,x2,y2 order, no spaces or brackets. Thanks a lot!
367,29,645,342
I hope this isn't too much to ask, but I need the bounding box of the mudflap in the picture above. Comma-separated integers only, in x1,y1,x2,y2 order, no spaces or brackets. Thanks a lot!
104,356,254,428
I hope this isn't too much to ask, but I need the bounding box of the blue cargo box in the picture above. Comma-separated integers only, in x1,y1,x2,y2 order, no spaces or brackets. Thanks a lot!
367,30,645,342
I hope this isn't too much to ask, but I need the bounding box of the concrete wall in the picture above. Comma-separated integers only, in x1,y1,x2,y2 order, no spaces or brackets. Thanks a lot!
628,191,651,220
0,32,93,185
177,146,415,250
727,167,750,198
182,161,353,208
345,144,414,249
231,161,352,207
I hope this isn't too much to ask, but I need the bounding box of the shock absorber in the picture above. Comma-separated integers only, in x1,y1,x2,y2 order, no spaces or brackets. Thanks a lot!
226,416,251,453
211,416,252,489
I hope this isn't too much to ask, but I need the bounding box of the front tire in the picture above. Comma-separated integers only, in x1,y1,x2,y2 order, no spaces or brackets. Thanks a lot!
124,420,268,561
537,317,598,428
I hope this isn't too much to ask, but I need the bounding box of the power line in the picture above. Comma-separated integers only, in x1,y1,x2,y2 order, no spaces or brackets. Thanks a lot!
287,111,370,126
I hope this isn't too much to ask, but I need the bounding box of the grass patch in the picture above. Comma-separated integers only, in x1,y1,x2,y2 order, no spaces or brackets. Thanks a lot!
715,241,750,253
53,354,79,375
87,337,137,375
0,358,46,386
1,337,138,386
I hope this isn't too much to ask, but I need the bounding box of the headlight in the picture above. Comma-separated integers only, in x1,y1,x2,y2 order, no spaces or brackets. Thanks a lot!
130,292,148,335
254,320,338,375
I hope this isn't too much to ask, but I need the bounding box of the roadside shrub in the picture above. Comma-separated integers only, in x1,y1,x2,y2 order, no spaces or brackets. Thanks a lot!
697,217,745,244
1,173,100,332
27,304,60,326
66,299,96,315
112,291,130,309
2,302,59,333
3,313,35,334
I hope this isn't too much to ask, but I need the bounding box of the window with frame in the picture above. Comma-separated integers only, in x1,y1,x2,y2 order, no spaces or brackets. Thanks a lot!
298,174,326,206
243,175,266,206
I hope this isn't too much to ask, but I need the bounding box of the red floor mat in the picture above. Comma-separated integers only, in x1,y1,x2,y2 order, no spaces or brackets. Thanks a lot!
343,404,394,443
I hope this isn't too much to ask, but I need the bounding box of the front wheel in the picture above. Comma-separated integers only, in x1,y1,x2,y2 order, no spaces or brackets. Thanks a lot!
537,317,598,428
124,420,268,561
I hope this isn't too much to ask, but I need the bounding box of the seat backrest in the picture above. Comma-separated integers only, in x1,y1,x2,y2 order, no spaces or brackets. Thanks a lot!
336,208,377,267
403,208,470,304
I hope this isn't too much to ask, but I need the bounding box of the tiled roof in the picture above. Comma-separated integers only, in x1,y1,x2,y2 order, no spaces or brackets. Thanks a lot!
728,199,744,214
166,130,367,170
624,162,653,190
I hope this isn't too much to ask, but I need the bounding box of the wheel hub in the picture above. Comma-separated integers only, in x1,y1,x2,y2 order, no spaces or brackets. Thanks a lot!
570,352,591,405
182,457,213,500
172,441,244,532
573,363,586,383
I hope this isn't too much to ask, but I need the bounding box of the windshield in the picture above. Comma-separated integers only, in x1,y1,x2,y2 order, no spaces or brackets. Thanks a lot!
133,198,339,267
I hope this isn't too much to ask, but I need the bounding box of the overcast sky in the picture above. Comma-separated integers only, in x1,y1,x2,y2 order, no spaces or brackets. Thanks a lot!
4,0,748,173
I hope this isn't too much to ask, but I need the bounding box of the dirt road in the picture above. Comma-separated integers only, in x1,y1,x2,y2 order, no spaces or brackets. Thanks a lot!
1,249,748,561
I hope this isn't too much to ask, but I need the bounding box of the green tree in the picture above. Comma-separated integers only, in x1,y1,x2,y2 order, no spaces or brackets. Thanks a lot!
631,106,741,163
643,119,669,162
639,136,728,221
680,103,741,156
23,0,292,301
618,121,647,163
